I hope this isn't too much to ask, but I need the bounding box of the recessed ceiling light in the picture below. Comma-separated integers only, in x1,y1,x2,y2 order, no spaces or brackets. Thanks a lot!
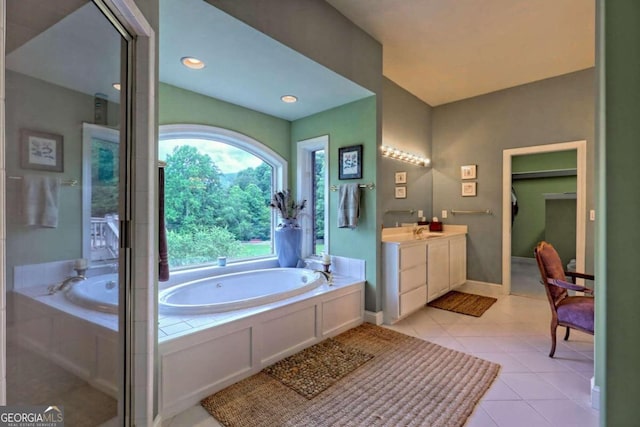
181,56,206,70
281,95,298,103
112,83,121,91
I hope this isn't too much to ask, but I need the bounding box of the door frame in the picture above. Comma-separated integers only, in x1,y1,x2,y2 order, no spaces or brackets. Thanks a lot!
0,0,155,424
502,140,587,294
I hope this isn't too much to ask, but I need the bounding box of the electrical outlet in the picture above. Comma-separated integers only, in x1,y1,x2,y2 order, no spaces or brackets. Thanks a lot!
590,209,596,221
418,210,424,218
442,210,448,219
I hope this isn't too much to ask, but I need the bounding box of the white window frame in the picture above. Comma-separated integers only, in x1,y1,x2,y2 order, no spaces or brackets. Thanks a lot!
159,124,288,263
297,135,329,258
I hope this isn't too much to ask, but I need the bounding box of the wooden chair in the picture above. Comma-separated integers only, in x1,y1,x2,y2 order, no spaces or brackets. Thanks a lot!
534,241,594,357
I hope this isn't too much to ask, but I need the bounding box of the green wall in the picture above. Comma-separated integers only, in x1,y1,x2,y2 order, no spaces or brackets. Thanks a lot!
158,83,291,163
291,96,379,310
602,1,640,424
511,151,577,260
5,71,119,290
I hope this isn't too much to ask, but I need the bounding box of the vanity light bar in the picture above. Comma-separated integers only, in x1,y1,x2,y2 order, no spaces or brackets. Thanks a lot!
380,145,430,167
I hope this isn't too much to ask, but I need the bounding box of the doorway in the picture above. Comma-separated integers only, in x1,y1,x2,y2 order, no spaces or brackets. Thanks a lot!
502,140,587,295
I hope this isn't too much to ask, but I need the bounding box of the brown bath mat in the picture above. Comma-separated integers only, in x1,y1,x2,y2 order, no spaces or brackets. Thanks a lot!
428,290,498,317
262,338,374,399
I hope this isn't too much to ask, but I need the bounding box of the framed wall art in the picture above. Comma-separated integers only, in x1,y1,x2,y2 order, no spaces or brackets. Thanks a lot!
20,129,64,172
461,182,477,197
395,186,407,199
461,164,477,180
394,171,407,184
338,144,363,180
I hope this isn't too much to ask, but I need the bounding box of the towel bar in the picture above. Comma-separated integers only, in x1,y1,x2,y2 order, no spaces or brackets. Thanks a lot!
450,209,492,215
384,209,416,215
330,182,375,191
8,176,78,186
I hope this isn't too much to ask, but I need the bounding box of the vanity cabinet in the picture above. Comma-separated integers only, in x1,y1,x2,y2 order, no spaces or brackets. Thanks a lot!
383,233,467,324
382,242,427,324
426,239,450,301
449,235,467,288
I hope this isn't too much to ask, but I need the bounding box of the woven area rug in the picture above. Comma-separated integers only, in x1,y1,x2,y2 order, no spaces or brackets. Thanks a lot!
263,338,374,399
428,291,498,317
201,323,500,427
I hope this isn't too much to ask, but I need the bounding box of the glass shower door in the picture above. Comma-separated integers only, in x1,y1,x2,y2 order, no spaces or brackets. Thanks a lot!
3,2,128,424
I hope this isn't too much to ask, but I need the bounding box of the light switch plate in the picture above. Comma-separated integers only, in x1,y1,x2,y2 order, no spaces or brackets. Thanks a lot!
442,210,448,219
418,210,423,218
590,209,595,221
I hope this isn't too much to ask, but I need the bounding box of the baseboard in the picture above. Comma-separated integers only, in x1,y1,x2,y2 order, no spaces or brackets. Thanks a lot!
591,377,600,410
364,310,383,325
457,280,506,297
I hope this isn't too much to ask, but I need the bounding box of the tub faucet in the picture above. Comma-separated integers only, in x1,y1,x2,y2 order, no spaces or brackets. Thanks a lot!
314,270,333,285
48,274,86,295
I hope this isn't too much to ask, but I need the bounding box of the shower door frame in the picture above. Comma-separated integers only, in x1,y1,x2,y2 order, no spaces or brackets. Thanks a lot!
0,0,156,425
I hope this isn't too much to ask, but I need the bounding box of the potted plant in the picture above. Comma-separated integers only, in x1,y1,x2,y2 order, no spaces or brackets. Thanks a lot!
270,190,306,267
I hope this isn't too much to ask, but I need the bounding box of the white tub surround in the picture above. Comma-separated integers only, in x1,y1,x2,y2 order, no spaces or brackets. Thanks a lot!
158,275,365,418
381,225,468,324
10,286,118,397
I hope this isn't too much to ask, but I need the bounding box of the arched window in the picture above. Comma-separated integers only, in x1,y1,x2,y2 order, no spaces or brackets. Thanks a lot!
159,124,287,269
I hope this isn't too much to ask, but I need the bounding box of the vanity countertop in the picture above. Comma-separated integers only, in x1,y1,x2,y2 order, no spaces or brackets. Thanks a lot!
381,224,467,244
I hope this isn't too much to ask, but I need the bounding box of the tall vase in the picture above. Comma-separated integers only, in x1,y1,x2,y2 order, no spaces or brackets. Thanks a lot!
274,219,302,268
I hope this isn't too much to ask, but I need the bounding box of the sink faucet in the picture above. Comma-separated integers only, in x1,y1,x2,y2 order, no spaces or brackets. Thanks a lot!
413,226,428,237
48,274,86,295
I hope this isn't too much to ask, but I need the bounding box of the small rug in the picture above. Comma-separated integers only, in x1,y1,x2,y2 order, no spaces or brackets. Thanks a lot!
201,323,500,427
263,338,374,399
428,290,498,317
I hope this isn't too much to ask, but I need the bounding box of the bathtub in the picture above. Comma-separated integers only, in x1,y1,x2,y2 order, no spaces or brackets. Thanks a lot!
65,273,118,314
158,268,324,315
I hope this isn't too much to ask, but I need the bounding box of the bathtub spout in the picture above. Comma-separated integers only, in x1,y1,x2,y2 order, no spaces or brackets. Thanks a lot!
314,270,333,285
48,275,86,295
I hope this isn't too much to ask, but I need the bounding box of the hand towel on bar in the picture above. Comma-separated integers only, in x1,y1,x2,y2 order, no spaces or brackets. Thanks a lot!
22,175,61,228
23,175,61,228
338,183,360,229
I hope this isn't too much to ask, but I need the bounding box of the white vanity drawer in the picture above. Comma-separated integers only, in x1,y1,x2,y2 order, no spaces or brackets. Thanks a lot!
399,263,427,293
400,244,426,269
400,285,427,317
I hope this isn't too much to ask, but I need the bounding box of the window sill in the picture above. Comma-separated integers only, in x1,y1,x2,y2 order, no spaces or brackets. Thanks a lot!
160,257,279,289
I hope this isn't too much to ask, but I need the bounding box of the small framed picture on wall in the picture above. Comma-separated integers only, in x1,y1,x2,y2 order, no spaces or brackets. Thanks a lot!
20,129,64,172
395,186,407,199
461,164,477,180
461,182,477,197
394,171,407,184
338,144,363,180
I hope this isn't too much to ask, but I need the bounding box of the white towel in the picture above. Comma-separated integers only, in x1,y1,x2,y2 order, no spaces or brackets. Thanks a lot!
23,175,61,228
338,183,360,229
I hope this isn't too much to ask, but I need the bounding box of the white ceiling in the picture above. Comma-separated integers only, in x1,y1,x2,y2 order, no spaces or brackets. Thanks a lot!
6,1,595,116
327,0,595,106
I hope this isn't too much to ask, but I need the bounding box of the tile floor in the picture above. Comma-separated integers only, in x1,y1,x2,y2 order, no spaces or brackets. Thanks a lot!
162,292,598,427
510,257,547,299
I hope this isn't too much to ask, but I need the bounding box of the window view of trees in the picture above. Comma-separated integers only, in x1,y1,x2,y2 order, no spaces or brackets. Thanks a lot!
162,142,273,267
313,150,325,254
